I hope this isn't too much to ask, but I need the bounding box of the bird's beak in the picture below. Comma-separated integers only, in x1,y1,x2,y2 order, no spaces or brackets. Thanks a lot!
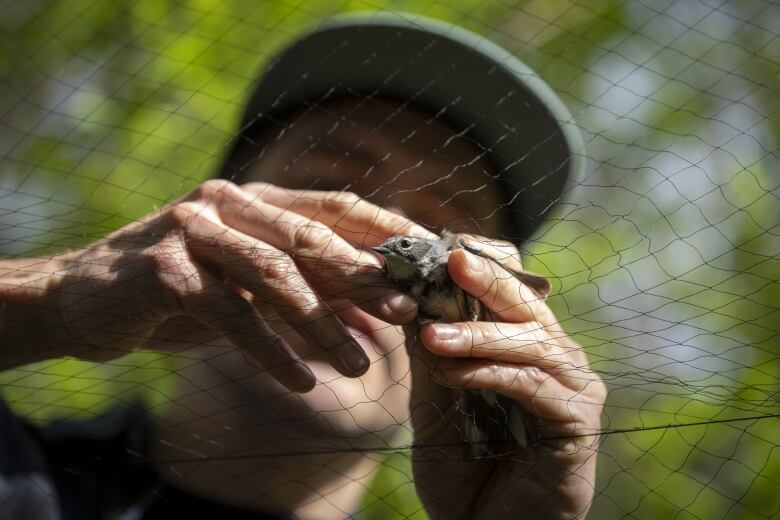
371,246,391,255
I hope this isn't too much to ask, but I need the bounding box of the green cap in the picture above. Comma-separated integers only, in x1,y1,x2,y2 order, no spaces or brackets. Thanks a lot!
221,12,583,245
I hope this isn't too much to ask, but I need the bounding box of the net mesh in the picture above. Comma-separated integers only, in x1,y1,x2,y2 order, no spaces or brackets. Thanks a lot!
0,0,778,519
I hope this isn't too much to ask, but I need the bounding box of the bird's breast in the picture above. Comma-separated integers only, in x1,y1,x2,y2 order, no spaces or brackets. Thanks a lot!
415,276,472,323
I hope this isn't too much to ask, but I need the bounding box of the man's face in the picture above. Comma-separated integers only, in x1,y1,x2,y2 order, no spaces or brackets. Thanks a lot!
254,97,503,235
218,98,503,445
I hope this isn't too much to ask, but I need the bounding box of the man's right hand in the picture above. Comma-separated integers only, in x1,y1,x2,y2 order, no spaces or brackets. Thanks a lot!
3,180,426,391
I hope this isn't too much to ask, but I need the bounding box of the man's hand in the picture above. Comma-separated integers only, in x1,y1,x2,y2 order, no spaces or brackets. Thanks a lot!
405,248,606,519
4,180,426,390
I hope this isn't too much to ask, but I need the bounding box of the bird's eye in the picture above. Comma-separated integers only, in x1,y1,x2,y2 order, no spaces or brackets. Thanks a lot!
399,239,412,249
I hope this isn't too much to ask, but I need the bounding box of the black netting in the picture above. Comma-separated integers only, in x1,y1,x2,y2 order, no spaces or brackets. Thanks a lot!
0,1,778,519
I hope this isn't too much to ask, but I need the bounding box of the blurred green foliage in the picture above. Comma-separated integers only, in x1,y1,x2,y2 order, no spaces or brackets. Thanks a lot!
0,0,778,518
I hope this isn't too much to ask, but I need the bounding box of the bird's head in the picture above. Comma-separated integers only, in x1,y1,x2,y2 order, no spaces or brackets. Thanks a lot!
372,236,450,283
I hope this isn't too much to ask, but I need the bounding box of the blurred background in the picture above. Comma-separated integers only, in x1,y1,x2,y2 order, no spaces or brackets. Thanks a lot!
0,0,777,518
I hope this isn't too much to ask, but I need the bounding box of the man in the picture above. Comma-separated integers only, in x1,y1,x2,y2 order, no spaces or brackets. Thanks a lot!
0,13,605,519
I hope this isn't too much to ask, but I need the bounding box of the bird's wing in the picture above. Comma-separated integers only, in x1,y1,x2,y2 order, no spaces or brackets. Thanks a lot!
449,232,552,299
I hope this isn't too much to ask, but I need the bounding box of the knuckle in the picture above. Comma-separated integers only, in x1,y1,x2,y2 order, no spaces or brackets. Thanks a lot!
493,364,519,389
291,220,333,250
169,201,206,228
256,253,297,283
470,322,492,349
519,364,547,387
147,244,183,275
533,370,555,390
195,178,237,200
326,190,361,209
335,190,361,205
145,231,185,267
536,335,556,357
146,244,203,304
168,203,193,227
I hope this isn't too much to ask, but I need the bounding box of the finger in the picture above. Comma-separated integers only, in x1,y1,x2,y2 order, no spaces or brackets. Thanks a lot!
431,358,603,429
420,321,590,391
185,180,374,267
159,253,316,393
454,233,525,273
456,233,551,297
173,204,370,377
186,181,418,324
448,249,554,325
242,182,434,246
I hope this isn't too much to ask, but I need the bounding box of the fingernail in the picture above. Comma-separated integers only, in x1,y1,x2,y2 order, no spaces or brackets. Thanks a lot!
286,361,316,393
465,251,485,272
431,324,462,342
343,344,370,375
384,293,418,316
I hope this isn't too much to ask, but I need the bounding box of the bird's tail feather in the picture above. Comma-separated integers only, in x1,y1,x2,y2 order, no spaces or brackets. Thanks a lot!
462,389,526,460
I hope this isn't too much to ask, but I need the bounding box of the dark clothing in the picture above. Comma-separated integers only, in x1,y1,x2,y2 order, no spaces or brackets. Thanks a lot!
0,399,283,519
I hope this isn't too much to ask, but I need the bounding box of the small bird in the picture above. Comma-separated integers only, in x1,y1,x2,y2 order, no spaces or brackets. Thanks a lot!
372,230,551,459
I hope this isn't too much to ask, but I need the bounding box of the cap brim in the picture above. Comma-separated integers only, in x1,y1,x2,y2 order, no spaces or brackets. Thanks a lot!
222,12,583,244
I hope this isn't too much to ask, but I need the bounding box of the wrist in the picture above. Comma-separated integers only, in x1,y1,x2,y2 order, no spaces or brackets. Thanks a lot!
0,254,72,368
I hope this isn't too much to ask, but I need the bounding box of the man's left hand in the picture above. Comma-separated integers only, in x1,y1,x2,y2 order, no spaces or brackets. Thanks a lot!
405,248,606,519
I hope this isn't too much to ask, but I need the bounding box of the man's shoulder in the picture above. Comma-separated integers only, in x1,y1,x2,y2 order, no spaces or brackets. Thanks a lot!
1,399,158,519
0,399,285,519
